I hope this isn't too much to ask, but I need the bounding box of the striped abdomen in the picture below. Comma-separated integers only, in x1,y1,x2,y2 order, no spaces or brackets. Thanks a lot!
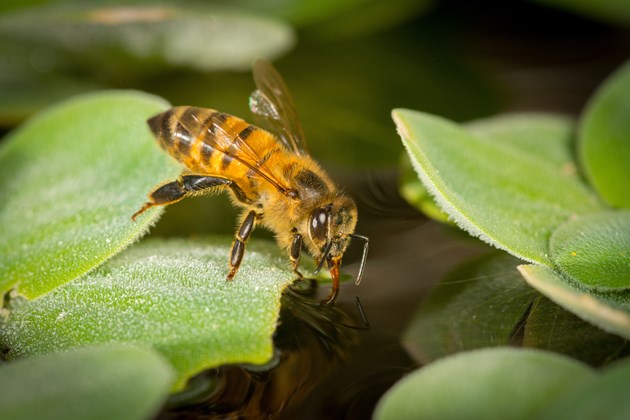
147,106,284,179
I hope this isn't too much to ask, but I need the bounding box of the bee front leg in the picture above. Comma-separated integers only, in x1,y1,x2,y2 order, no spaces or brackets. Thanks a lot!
132,174,232,220
289,230,303,279
227,210,258,280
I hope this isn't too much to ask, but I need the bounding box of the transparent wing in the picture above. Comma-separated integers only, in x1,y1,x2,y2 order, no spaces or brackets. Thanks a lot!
249,58,308,156
178,108,292,194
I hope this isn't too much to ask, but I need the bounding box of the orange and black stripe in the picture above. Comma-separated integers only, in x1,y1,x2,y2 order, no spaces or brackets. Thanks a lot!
146,106,281,179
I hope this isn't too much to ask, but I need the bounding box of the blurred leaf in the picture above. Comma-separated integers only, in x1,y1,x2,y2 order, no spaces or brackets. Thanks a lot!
579,60,630,208
540,357,630,420
0,0,433,39
519,264,630,340
374,348,596,420
392,109,603,265
0,237,295,391
0,345,173,420
403,253,538,364
0,90,180,298
532,0,630,26
0,4,294,81
524,296,629,366
550,210,630,290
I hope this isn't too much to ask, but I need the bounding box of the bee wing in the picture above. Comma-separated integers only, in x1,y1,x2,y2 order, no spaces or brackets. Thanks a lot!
178,109,292,194
249,58,309,156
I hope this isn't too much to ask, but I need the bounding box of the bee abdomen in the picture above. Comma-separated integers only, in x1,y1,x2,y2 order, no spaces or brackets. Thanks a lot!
147,106,281,176
147,107,211,161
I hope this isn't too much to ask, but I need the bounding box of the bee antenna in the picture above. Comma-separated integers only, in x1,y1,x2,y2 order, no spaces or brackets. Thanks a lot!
313,241,333,275
349,234,369,285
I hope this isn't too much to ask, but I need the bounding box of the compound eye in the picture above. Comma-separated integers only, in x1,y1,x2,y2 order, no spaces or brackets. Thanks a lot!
309,208,329,242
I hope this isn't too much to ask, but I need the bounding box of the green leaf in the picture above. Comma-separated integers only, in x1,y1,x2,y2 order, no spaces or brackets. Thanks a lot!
403,253,538,363
374,348,596,420
524,296,630,366
0,237,295,391
550,210,630,290
0,345,173,420
0,90,180,298
518,264,630,340
392,109,603,265
540,357,630,420
0,5,294,79
399,113,576,223
579,60,630,208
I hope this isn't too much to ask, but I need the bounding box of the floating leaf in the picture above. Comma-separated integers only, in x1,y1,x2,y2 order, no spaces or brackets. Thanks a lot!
524,296,630,366
374,348,595,420
403,253,538,363
579,60,630,208
392,109,602,265
0,345,173,420
519,264,630,340
0,90,180,298
550,210,630,290
0,237,295,391
540,357,630,420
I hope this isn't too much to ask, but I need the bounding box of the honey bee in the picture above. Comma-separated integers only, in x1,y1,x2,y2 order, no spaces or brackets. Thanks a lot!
132,59,368,304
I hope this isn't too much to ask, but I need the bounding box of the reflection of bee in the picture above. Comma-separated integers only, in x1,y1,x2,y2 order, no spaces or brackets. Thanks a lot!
132,59,368,304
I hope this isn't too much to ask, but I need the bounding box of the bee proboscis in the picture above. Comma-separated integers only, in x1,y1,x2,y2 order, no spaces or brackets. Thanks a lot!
132,59,368,304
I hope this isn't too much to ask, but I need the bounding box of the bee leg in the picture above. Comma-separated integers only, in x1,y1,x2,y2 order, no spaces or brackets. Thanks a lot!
289,230,303,279
227,210,258,280
132,174,232,220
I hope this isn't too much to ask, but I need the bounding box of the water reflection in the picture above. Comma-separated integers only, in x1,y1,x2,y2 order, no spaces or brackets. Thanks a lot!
159,280,371,419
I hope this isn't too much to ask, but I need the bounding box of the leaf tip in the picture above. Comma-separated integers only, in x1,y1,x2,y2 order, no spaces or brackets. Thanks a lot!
391,108,411,140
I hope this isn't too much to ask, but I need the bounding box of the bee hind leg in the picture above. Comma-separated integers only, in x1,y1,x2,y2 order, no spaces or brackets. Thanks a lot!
227,210,259,280
132,174,232,221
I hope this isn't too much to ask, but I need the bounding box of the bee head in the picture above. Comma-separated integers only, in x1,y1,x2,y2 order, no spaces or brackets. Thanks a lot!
307,194,357,262
306,194,369,303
